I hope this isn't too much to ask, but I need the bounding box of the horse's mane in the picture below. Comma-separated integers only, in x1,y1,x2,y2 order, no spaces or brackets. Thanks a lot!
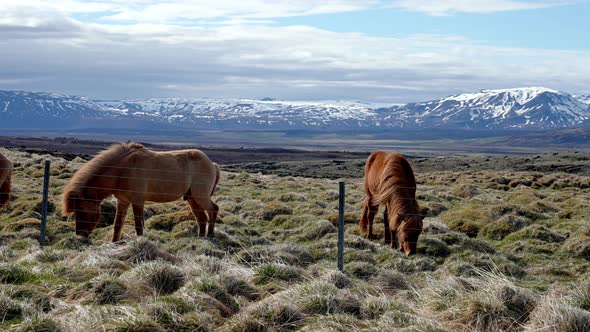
62,143,144,214
371,153,419,215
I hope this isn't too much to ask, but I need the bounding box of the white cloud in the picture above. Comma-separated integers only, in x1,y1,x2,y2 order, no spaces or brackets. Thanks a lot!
0,0,379,23
390,0,571,15
0,1,588,102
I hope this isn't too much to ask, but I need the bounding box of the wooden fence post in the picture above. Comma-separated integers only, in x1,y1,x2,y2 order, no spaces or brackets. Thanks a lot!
338,181,345,272
40,160,50,247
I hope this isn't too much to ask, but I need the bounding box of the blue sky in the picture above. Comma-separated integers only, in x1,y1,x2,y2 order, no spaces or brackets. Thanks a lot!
0,0,588,102
277,4,589,51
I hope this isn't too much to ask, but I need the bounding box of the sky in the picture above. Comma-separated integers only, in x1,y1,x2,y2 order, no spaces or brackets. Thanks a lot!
0,0,589,103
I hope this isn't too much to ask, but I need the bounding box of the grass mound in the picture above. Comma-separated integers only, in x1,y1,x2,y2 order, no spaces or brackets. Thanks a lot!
224,302,305,332
130,261,185,295
114,238,177,264
93,276,129,304
371,269,411,293
17,317,62,332
253,263,302,285
527,290,590,331
0,262,35,284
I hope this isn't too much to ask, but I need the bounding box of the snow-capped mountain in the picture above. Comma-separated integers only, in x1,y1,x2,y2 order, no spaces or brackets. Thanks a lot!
0,90,124,128
576,94,590,105
1,88,589,131
378,87,590,129
98,98,382,129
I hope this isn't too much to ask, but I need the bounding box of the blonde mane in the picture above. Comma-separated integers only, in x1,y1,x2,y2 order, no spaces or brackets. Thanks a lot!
62,143,144,214
371,154,419,216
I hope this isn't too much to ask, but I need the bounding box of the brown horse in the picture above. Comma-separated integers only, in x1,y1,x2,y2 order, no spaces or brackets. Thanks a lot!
0,151,13,210
63,143,220,242
360,151,423,256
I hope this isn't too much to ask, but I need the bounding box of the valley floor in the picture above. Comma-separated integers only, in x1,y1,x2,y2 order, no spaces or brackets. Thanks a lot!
1,146,590,331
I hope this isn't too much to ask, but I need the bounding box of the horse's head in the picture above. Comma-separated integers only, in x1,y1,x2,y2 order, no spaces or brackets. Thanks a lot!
64,190,101,238
397,213,424,256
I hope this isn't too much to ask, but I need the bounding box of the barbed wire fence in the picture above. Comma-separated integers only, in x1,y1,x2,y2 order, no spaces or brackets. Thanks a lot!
1,156,439,273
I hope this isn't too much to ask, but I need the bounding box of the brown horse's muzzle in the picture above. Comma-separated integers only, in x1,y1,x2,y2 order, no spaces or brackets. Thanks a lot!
400,242,417,256
75,228,91,238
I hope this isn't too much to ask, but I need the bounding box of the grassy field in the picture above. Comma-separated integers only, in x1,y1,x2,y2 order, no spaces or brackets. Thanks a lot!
1,147,590,331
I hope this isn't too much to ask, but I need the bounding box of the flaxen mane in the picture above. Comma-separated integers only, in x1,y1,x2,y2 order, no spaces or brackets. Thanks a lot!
62,143,144,214
371,155,419,214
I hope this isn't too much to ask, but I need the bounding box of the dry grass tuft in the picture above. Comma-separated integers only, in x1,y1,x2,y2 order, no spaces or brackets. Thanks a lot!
526,289,590,332
129,261,185,295
93,276,129,304
113,238,177,264
0,262,35,284
223,301,305,332
561,228,590,261
16,316,62,332
371,269,411,293
253,263,303,285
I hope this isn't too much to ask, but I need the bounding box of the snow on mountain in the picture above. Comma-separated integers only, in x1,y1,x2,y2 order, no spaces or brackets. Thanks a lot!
575,94,590,105
0,90,123,128
97,98,382,129
1,88,589,131
378,87,590,129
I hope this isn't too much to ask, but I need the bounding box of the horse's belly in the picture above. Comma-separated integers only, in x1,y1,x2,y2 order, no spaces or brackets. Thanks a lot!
143,180,187,203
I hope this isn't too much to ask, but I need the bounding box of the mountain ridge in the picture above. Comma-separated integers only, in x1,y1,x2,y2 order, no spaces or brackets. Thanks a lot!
1,87,589,131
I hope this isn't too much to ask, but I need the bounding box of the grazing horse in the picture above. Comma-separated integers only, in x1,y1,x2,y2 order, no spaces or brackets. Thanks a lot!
63,143,220,242
0,151,13,210
360,151,423,256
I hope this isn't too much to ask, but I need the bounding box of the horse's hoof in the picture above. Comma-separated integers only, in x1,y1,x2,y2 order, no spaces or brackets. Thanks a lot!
206,233,215,238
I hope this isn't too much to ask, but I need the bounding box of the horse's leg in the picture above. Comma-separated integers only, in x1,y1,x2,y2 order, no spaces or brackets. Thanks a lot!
366,204,378,240
360,200,370,236
132,204,145,237
391,229,398,249
205,201,219,237
112,200,130,242
383,207,391,246
187,198,208,237
190,194,218,237
390,214,402,250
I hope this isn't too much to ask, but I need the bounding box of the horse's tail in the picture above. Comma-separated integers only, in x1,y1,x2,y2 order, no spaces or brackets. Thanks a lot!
359,197,370,234
0,175,11,209
211,163,221,196
360,152,379,234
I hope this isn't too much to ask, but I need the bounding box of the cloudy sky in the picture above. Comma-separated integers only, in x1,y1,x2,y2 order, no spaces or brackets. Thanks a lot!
0,0,588,102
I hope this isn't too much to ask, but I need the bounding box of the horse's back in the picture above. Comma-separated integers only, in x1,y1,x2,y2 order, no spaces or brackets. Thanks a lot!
364,151,414,196
108,146,217,203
